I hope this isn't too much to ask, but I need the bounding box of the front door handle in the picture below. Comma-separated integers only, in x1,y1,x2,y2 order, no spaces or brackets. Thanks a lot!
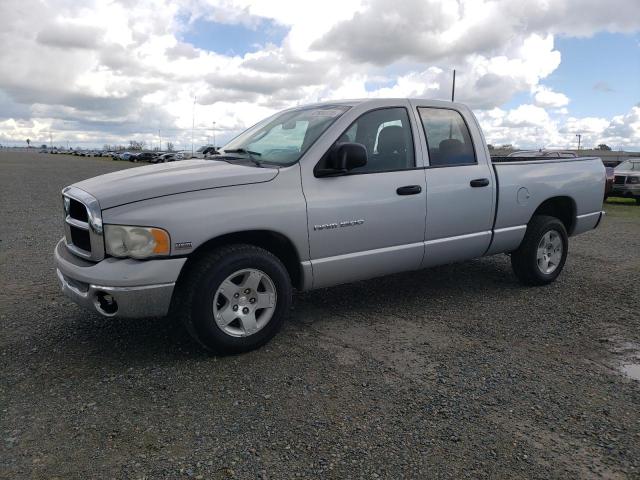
396,185,422,195
470,178,490,188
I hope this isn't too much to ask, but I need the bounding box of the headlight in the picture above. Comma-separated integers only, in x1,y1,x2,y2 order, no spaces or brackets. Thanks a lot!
104,225,170,259
627,176,639,184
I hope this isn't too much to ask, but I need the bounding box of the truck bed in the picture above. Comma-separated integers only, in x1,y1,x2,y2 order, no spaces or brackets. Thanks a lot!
484,156,605,255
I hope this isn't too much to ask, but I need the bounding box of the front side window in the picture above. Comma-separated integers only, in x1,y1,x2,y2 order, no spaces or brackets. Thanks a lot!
418,108,476,167
322,107,415,173
221,105,349,165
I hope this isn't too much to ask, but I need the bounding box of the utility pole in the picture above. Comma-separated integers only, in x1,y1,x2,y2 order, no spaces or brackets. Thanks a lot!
191,96,196,156
158,129,161,151
212,121,217,147
576,134,582,150
451,69,456,102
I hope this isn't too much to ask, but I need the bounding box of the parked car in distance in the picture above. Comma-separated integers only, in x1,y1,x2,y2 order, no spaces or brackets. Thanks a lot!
156,153,176,163
507,150,577,158
604,166,614,200
133,152,158,163
611,158,640,204
55,98,606,354
203,146,220,158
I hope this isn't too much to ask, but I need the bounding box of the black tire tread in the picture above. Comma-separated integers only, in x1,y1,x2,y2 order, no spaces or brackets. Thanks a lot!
170,243,291,354
511,215,568,286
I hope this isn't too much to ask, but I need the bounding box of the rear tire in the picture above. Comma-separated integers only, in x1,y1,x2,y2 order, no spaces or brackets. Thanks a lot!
172,244,292,355
511,215,568,286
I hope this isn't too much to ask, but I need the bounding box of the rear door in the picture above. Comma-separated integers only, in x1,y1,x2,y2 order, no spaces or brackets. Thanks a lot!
301,102,427,288
411,103,496,267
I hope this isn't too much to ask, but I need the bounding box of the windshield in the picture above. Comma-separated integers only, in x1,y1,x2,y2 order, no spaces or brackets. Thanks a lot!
615,159,640,171
219,105,350,165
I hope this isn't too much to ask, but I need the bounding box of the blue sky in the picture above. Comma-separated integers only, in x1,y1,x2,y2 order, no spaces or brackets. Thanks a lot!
546,33,640,118
181,17,289,57
501,32,639,117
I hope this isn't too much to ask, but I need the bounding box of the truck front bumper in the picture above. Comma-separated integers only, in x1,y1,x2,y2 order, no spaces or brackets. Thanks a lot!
611,184,640,197
54,239,187,318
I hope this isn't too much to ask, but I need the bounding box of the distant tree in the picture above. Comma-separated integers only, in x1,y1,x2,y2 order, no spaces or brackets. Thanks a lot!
41,144,47,149
487,144,495,150
166,142,174,152
500,144,513,150
596,144,612,151
26,138,31,148
128,140,145,151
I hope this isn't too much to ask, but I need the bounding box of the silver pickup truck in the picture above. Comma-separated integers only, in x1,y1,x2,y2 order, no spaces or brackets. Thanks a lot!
55,99,605,353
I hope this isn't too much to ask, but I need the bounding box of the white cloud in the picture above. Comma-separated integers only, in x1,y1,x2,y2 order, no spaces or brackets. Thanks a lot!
476,104,640,150
533,86,570,108
0,0,638,148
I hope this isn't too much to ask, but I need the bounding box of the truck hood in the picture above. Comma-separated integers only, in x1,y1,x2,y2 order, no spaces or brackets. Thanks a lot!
72,160,279,209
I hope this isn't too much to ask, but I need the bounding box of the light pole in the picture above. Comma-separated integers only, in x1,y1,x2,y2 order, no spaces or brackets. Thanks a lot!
191,96,196,156
212,121,217,147
576,134,582,150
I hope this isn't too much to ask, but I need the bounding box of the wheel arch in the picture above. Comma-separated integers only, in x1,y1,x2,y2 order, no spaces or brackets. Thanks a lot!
181,230,304,290
529,196,576,235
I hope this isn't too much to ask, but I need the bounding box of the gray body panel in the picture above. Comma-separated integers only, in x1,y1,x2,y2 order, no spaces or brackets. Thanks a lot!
74,159,278,209
54,98,606,318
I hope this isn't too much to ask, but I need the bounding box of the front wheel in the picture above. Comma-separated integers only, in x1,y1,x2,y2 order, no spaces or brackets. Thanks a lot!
172,244,292,354
511,215,568,286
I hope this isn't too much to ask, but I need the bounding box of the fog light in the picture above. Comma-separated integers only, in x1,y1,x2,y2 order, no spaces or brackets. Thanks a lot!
96,291,118,315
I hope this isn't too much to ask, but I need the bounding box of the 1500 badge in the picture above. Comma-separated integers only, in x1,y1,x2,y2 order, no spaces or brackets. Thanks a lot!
314,219,364,231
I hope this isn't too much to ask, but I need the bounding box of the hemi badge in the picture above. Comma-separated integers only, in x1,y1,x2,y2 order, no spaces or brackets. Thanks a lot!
175,241,193,250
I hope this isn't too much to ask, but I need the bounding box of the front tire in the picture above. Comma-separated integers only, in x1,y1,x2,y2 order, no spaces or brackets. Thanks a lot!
511,215,568,286
172,244,292,354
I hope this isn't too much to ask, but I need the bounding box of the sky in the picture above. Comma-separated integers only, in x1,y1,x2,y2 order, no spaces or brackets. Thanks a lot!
0,0,638,151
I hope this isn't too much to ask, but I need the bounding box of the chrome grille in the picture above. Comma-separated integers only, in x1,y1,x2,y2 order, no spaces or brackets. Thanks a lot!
62,186,105,261
614,175,626,185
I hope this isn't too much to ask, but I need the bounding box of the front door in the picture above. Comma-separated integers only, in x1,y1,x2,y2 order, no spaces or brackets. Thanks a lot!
302,105,427,288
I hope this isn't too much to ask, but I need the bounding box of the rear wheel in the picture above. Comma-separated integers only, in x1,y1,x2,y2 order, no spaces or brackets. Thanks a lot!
172,244,292,354
511,215,568,286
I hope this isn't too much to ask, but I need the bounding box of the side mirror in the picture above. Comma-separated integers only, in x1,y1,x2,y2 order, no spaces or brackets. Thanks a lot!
316,142,367,177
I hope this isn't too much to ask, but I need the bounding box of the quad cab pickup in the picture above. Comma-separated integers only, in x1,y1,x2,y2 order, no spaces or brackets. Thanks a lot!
55,99,606,353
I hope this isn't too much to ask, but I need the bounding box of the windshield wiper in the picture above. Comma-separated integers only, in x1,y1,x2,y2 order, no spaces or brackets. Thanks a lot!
220,148,264,167
223,148,262,157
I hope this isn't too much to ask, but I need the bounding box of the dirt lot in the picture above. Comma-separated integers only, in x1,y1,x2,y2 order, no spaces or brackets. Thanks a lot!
1,150,639,479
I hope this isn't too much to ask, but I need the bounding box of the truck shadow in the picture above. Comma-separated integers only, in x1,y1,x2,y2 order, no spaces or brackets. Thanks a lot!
50,255,519,364
295,255,519,318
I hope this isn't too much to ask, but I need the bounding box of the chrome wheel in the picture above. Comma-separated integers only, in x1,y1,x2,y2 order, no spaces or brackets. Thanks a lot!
212,269,277,337
536,230,563,274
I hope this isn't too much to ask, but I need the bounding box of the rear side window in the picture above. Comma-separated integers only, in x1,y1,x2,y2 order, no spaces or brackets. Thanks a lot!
418,108,476,167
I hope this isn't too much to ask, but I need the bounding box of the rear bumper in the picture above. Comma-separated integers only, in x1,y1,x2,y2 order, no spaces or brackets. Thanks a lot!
54,239,186,318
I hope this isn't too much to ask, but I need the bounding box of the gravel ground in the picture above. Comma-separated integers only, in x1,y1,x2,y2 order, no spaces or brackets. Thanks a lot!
1,150,639,479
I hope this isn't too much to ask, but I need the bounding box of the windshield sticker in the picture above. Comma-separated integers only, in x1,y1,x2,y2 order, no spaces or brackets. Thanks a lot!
311,109,344,117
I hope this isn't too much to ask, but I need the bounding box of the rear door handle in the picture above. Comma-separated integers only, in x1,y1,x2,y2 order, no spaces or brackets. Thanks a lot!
396,185,422,195
470,178,490,188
